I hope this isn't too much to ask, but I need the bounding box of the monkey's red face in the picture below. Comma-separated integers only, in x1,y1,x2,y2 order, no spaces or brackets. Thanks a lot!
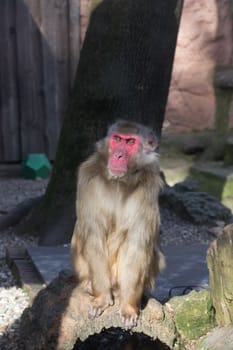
108,133,140,177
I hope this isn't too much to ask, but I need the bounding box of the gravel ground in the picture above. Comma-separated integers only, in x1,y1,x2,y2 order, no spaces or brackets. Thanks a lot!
0,177,48,349
0,175,217,349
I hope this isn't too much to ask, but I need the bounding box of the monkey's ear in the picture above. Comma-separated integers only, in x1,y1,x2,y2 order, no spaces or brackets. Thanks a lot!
96,138,107,152
146,132,158,152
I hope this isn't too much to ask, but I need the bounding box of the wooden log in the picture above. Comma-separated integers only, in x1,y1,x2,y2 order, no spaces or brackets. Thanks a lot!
207,224,233,325
20,273,177,350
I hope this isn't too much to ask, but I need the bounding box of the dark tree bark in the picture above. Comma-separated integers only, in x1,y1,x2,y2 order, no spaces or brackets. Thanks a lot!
21,0,183,245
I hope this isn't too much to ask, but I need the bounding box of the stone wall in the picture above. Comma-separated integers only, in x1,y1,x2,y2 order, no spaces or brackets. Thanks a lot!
165,0,233,133
80,0,89,43
79,0,233,133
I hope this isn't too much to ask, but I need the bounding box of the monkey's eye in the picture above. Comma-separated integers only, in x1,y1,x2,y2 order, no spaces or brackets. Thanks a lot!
114,135,122,142
126,138,135,145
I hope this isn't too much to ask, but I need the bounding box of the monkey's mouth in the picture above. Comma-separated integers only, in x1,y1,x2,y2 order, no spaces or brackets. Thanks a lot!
107,166,126,178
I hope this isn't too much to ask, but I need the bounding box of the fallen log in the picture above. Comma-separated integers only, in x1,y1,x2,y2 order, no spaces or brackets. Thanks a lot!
20,272,177,350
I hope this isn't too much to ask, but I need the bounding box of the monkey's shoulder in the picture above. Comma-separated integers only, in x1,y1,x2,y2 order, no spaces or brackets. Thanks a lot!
138,160,163,183
77,154,106,186
78,155,98,176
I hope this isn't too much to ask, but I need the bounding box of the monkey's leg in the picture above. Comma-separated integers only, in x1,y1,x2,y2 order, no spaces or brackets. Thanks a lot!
86,248,114,319
70,225,93,293
117,250,146,329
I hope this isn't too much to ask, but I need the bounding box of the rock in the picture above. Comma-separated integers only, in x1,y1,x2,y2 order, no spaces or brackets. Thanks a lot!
197,325,233,350
224,136,233,166
215,67,233,89
208,225,224,238
182,136,206,155
190,162,233,209
173,180,199,192
160,181,232,224
169,290,215,340
165,0,233,132
207,224,233,325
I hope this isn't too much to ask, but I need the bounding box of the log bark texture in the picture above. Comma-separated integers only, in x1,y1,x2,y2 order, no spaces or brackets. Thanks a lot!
207,224,233,325
20,273,177,350
21,276,177,350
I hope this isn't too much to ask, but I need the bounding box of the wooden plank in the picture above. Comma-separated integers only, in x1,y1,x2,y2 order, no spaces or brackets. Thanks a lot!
6,247,44,300
0,0,80,162
40,0,70,159
0,0,20,161
68,0,80,86
16,0,46,160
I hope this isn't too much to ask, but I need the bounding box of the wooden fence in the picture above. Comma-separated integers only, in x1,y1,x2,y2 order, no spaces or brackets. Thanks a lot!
0,0,80,162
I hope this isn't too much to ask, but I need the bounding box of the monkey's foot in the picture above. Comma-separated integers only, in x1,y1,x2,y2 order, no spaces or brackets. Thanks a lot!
88,294,113,319
81,280,93,294
119,304,138,329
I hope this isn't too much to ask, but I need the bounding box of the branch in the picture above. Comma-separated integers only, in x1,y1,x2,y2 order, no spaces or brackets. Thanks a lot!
0,196,42,231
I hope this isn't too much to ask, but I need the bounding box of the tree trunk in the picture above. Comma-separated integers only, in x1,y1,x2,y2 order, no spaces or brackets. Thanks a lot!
20,0,183,245
207,224,233,325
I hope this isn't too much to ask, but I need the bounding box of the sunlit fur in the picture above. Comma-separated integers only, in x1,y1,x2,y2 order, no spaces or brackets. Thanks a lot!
71,120,165,329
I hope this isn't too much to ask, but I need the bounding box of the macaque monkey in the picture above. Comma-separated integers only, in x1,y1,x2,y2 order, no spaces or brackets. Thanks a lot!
71,120,165,328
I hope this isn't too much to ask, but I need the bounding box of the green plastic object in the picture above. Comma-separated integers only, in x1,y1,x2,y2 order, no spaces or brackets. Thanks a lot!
22,153,52,179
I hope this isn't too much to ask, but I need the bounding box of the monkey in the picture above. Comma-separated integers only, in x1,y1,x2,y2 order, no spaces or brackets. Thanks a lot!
71,120,165,329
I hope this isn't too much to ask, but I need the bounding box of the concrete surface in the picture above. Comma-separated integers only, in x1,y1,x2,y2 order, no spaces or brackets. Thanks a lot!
27,243,209,302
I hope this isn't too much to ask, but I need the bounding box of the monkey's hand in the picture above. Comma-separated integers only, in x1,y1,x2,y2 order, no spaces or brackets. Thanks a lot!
88,294,114,319
119,304,138,329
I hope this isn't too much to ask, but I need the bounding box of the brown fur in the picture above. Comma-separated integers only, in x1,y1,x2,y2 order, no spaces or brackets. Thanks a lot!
71,120,165,328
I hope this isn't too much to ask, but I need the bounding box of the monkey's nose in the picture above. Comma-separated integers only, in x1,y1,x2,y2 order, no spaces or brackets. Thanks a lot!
114,150,125,160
